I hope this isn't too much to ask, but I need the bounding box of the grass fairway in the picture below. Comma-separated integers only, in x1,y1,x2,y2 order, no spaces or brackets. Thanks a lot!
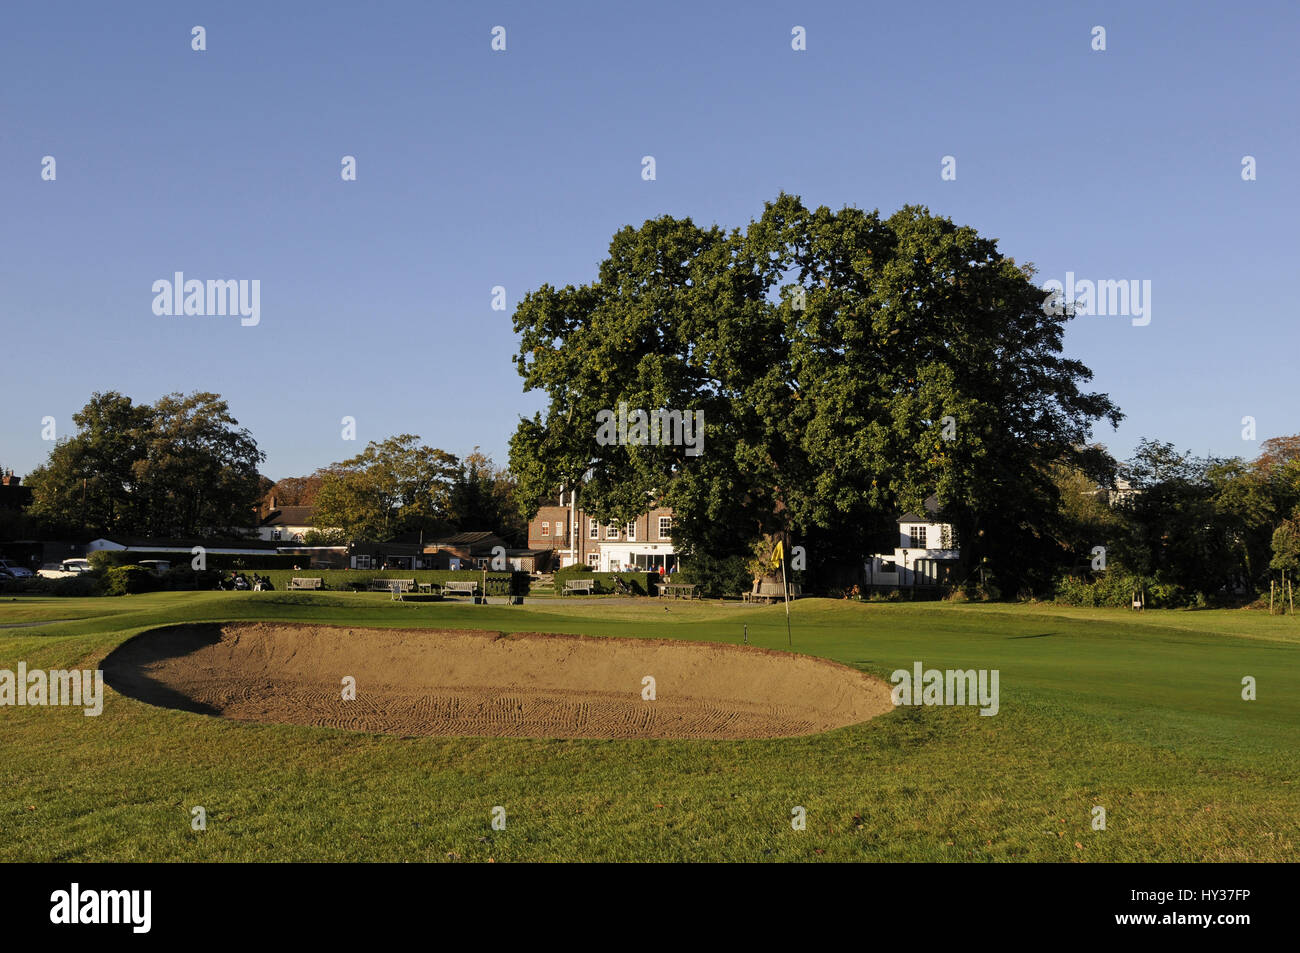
1,592,1296,862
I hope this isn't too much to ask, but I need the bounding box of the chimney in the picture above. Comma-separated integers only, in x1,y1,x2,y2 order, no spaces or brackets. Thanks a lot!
1,473,17,486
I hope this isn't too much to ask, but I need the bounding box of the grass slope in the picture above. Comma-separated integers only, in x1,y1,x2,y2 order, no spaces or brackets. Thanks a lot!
1,592,1296,861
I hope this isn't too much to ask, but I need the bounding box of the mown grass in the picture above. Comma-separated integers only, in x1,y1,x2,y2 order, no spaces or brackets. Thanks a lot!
1,593,1296,861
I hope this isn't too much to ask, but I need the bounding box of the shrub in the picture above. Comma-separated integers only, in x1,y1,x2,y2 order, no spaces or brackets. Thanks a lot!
674,554,751,598
1051,570,1200,609
100,565,161,596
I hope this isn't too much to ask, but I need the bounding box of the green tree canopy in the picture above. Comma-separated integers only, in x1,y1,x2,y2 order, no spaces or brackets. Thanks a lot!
26,391,263,537
312,435,459,542
508,194,1122,593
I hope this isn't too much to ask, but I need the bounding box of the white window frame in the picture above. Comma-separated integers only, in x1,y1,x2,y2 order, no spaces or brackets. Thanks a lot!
658,516,672,539
625,521,636,541
606,523,619,539
587,553,600,568
589,518,598,540
910,525,927,548
541,521,549,537
554,521,564,540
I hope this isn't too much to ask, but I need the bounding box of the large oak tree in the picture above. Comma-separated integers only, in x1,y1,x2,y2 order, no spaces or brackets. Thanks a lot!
509,194,1123,592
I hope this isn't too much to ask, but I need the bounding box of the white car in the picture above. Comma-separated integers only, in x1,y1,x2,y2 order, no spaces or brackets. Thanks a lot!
37,558,92,579
0,559,34,579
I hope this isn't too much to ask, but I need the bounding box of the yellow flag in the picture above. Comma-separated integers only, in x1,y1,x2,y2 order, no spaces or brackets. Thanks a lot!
771,539,784,567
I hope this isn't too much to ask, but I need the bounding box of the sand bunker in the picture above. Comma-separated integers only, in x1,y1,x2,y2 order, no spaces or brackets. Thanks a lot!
102,622,893,739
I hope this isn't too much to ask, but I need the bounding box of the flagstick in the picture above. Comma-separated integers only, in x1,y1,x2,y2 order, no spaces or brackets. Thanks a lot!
781,550,791,647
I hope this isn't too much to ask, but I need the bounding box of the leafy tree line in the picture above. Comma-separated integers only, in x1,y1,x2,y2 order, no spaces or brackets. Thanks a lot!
1055,435,1300,605
25,391,264,538
308,440,524,546
18,394,524,545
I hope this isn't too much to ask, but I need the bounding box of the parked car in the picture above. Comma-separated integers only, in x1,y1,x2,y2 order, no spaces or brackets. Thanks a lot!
38,558,92,579
138,560,171,575
0,559,34,579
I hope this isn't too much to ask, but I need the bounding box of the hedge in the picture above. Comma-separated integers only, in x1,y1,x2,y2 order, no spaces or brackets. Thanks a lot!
89,550,303,571
551,565,657,595
249,569,529,596
101,565,163,596
1051,571,1199,609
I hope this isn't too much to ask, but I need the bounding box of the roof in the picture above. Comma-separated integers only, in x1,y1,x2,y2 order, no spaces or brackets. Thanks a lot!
427,531,500,546
91,536,281,551
259,506,316,527
899,495,944,523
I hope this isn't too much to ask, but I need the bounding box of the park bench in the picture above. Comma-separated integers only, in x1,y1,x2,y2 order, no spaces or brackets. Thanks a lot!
442,580,480,598
658,582,699,600
743,581,801,604
369,578,416,600
368,578,416,593
287,577,323,591
563,579,596,595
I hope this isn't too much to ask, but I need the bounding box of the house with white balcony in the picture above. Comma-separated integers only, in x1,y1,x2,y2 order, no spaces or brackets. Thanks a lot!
865,495,961,590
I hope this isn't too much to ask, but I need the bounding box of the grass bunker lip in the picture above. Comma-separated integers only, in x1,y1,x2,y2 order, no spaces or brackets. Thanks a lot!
102,621,894,740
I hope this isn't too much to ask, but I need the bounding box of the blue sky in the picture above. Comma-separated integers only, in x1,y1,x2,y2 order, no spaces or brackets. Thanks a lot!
3,0,1297,481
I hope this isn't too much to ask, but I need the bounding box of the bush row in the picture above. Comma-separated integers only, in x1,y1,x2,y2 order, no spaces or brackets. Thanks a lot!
88,550,303,571
550,565,658,595
1,567,529,597
1051,571,1202,609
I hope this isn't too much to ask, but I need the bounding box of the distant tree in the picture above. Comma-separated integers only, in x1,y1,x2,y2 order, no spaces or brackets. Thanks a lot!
26,392,152,534
1270,518,1300,575
26,391,261,537
446,450,524,545
1113,440,1232,598
264,475,323,507
312,435,458,542
131,392,264,536
1255,434,1300,475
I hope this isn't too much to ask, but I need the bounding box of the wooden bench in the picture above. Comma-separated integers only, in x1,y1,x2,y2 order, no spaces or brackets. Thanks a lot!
369,578,416,600
563,579,596,595
287,577,323,591
658,582,698,600
442,580,480,598
743,581,801,604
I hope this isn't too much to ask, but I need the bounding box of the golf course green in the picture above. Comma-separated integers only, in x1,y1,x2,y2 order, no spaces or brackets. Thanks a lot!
1,592,1296,861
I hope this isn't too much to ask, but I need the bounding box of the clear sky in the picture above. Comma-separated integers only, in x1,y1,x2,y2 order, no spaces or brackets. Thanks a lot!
3,0,1297,481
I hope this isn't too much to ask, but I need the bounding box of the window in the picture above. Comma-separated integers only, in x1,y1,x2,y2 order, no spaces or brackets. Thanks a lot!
555,521,564,539
589,519,598,539
355,555,372,570
625,521,636,541
587,553,600,568
541,521,549,537
271,529,282,541
658,516,672,539
606,523,619,539
910,526,927,548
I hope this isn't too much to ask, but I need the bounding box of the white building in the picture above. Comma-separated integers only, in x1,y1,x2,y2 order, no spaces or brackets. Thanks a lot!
865,495,961,589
